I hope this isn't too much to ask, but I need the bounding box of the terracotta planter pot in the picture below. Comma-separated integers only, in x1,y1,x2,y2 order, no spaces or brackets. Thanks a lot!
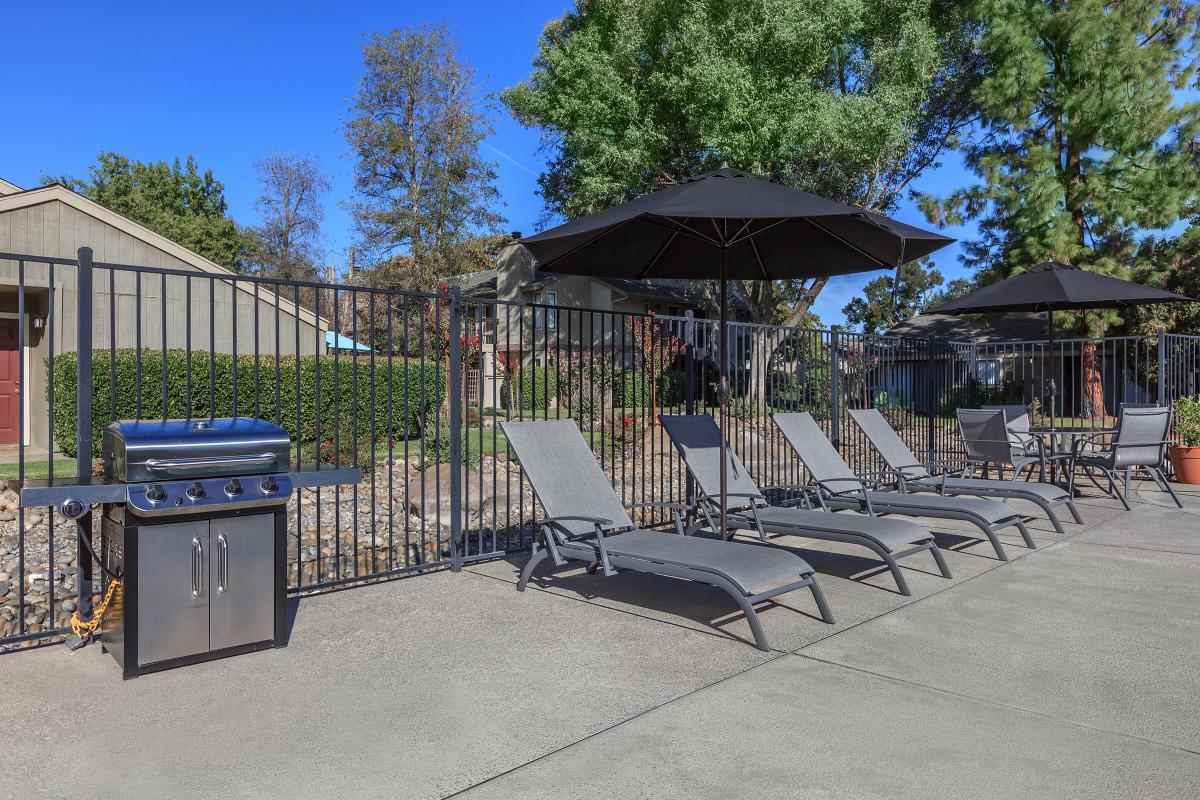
1168,445,1200,484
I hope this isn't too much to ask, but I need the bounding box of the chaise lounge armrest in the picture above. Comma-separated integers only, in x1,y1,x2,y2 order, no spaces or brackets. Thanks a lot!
626,501,691,534
758,484,820,509
533,515,620,575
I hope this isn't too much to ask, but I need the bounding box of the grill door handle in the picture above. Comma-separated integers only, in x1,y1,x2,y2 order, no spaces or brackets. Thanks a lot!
216,533,228,593
145,453,278,471
191,537,203,597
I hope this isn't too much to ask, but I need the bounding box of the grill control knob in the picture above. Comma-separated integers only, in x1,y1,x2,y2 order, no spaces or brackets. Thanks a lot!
186,481,206,499
224,479,243,497
260,476,279,493
146,485,167,503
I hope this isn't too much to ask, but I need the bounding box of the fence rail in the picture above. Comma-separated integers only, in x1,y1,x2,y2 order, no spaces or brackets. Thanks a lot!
1,247,1198,651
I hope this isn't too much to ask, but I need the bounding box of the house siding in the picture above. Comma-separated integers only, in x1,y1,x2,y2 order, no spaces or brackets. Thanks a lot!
0,197,323,450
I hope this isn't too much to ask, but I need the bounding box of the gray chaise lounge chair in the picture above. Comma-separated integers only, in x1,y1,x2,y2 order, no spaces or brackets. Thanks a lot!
772,412,1035,561
849,408,1083,533
500,419,834,651
659,414,950,596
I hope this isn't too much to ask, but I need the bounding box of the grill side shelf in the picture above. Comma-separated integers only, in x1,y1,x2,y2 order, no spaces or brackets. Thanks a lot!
16,468,362,509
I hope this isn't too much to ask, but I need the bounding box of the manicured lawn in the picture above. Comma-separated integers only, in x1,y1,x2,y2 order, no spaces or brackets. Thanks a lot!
0,458,79,481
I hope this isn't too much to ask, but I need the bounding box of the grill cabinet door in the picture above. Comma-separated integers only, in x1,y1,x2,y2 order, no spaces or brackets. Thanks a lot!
137,520,210,666
209,514,276,652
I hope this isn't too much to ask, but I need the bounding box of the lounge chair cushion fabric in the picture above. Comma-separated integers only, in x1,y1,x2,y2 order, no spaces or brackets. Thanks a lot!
501,419,634,537
736,506,932,552
599,531,812,596
918,476,1067,502
856,491,1017,524
657,414,764,505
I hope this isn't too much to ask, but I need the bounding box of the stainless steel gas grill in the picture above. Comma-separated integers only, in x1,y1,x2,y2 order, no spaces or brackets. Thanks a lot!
99,418,294,678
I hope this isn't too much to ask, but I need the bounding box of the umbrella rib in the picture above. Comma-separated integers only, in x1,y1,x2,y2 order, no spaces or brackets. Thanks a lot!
748,237,769,280
803,217,893,269
726,218,789,247
636,230,680,280
640,215,722,246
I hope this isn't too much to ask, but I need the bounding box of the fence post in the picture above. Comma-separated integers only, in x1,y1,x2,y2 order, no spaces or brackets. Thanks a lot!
1157,328,1167,406
448,285,464,572
926,339,936,463
684,311,696,415
76,246,94,618
829,325,841,449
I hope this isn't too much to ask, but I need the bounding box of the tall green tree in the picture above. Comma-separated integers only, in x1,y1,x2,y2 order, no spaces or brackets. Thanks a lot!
842,260,948,334
919,1,1200,416
50,151,244,269
346,22,505,291
503,0,981,398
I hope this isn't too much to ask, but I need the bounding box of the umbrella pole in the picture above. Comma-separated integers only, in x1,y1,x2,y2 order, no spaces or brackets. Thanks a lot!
1047,309,1056,431
719,249,729,540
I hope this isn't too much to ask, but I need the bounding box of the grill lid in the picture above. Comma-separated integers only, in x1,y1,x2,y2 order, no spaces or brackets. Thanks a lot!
103,417,292,483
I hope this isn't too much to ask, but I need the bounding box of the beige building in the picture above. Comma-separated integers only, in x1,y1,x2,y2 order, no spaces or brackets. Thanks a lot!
0,179,326,451
450,238,708,406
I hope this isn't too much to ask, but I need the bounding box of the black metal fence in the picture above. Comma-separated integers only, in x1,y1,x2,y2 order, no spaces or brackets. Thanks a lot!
2,246,1199,651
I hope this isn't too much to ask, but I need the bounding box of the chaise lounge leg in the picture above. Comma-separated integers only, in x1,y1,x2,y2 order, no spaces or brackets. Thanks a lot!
516,548,549,591
728,590,771,652
1013,518,1037,549
973,521,1009,561
1066,499,1084,524
930,544,953,579
1030,497,1066,534
880,551,912,596
807,578,835,625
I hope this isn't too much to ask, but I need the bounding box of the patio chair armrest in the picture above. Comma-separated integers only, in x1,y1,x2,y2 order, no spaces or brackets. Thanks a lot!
536,516,619,575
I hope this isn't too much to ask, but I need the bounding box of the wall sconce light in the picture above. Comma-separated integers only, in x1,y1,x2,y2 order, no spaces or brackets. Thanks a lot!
32,316,46,330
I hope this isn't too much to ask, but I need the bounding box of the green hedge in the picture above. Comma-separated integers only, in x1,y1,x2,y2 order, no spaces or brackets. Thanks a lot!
513,366,558,412
612,369,683,408
51,350,445,459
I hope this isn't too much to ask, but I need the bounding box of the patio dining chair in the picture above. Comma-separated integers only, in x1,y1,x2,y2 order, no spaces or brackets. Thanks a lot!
499,419,834,651
1068,406,1182,510
849,408,1082,533
658,414,950,597
958,408,1062,481
773,412,1035,562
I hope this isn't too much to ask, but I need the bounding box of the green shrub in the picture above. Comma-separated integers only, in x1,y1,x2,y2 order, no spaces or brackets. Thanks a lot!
1174,395,1200,447
513,366,558,412
612,369,683,408
50,349,445,459
417,418,481,469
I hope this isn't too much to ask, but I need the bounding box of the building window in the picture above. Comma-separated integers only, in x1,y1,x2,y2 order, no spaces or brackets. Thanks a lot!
976,358,1002,386
535,291,557,330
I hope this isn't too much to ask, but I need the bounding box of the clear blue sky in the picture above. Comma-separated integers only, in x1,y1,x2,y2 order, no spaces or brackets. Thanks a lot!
2,0,977,326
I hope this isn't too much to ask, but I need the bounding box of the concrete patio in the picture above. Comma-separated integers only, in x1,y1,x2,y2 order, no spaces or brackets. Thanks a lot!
2,482,1198,799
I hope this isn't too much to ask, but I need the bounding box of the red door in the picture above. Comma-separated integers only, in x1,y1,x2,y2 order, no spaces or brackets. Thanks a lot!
0,319,21,445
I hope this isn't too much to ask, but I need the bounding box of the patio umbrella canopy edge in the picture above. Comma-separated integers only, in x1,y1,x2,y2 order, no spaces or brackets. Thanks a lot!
520,168,955,536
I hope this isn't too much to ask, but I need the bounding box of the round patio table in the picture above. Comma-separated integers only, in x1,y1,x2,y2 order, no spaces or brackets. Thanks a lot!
1025,426,1117,485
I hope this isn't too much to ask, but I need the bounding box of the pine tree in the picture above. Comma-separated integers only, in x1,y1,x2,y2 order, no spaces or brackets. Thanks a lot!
920,0,1200,417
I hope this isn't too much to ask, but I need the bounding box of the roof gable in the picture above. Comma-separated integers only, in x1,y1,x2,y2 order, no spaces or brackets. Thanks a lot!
0,184,322,329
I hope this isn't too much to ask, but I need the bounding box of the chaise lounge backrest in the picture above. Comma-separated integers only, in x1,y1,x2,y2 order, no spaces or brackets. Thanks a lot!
847,408,927,479
658,414,763,509
771,412,861,492
500,419,634,537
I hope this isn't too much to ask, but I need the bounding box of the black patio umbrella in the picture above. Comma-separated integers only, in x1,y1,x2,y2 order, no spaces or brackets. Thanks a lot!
925,260,1194,423
520,168,954,536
